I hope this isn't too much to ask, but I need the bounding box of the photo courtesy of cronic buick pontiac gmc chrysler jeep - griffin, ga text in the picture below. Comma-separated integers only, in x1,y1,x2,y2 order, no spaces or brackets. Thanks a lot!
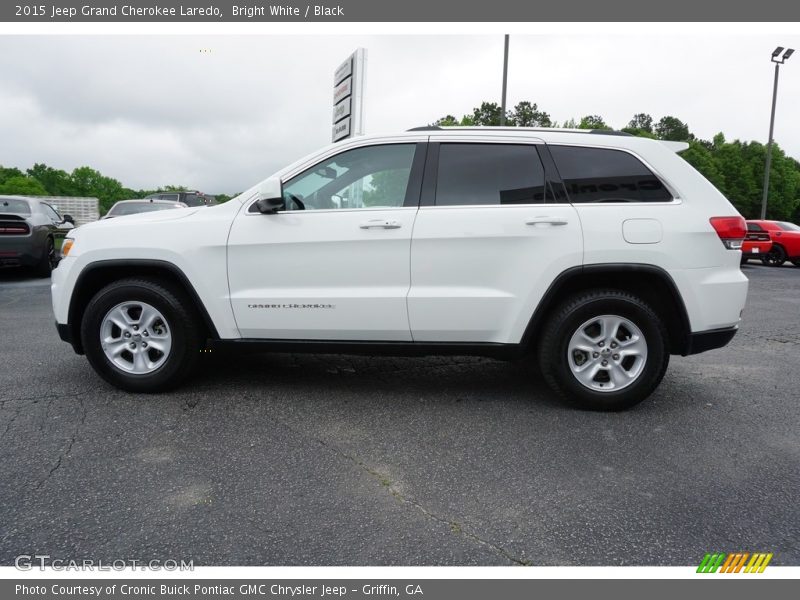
51,127,750,411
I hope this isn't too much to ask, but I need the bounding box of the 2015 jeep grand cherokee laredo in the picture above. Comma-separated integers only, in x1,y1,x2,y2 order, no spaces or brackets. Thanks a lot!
52,127,749,410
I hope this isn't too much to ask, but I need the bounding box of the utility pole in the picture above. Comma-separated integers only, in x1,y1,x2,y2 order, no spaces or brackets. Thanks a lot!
760,46,794,220
500,35,509,126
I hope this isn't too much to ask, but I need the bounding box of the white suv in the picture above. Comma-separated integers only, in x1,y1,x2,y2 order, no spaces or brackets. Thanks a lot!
52,127,749,410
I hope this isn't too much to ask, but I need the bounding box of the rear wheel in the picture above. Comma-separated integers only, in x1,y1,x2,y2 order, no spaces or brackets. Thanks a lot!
81,278,202,392
538,290,669,411
792,259,800,267
761,245,787,266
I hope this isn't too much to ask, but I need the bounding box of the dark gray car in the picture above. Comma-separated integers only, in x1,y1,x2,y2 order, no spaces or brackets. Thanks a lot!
0,196,74,277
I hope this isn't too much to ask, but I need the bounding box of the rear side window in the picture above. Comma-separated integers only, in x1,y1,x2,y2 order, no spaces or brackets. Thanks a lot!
747,223,764,232
549,145,673,203
435,144,547,206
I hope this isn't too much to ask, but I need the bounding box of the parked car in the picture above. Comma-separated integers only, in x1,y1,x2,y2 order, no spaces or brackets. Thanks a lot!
740,222,772,264
102,199,188,219
745,220,800,266
52,127,748,410
1,195,74,277
145,191,216,207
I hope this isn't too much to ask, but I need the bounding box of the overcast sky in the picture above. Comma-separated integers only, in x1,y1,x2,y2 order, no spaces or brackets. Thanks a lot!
1,34,799,193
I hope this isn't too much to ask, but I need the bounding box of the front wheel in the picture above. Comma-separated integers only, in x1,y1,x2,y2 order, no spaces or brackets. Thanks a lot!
81,278,202,392
538,290,669,411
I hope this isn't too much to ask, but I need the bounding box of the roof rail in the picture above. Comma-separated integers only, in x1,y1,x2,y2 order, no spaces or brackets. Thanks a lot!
406,125,632,136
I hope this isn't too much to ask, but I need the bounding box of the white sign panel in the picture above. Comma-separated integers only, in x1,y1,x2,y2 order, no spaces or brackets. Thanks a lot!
333,57,352,85
333,97,351,123
333,118,351,142
333,77,352,105
331,48,367,142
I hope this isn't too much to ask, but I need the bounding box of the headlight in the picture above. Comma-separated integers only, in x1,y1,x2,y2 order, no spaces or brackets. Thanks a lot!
61,238,75,257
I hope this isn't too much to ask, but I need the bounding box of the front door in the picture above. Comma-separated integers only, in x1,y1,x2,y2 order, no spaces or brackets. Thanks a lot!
227,142,425,341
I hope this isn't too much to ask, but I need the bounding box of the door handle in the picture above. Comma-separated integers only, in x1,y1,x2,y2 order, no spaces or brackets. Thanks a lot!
526,216,568,226
359,219,402,229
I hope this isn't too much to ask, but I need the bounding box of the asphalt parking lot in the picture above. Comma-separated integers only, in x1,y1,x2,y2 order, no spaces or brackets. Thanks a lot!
1,264,798,566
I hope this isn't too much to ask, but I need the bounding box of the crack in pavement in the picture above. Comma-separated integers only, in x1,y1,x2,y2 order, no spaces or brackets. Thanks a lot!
35,395,88,490
261,408,531,566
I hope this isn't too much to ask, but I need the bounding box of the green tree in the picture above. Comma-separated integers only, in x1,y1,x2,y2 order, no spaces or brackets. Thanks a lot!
578,115,610,130
627,113,654,133
69,166,129,212
509,101,552,127
0,166,25,185
680,141,726,192
655,116,692,141
26,163,74,196
469,102,506,126
0,175,48,196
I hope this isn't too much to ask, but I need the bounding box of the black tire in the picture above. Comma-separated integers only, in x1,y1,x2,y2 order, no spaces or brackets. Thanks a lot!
740,255,749,266
761,245,787,267
538,289,669,411
792,259,800,268
80,278,202,392
35,236,56,278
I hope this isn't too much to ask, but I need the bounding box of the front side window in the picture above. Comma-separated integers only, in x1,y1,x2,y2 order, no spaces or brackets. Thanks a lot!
435,144,547,206
282,144,417,211
549,145,673,203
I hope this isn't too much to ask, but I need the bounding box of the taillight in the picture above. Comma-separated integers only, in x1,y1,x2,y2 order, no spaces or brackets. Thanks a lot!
710,216,746,250
0,223,30,235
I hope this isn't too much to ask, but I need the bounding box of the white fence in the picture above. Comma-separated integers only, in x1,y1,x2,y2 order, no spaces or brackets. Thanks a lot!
32,196,100,226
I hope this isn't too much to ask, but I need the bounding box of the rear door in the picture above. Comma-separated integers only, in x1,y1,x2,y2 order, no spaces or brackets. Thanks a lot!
407,137,582,344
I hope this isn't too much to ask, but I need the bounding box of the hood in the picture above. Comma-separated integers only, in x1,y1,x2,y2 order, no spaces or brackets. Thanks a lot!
85,207,200,230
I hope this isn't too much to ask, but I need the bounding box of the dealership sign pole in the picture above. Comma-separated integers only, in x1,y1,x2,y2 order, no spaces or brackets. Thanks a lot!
332,48,367,143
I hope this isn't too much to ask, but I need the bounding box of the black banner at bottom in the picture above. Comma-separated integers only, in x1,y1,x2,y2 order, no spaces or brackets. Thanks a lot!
3,579,795,600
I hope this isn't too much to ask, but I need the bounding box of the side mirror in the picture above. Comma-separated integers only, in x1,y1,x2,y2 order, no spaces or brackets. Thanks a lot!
62,214,75,225
255,196,285,214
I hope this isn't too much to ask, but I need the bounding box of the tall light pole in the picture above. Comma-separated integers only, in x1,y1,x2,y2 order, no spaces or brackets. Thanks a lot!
760,46,794,220
500,35,509,126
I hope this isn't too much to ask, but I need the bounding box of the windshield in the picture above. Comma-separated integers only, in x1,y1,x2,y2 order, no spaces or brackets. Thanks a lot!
182,193,207,207
107,202,182,216
777,221,800,232
0,198,31,215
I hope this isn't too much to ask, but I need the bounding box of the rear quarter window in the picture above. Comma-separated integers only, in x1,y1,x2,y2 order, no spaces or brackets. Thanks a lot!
0,198,32,215
549,145,673,203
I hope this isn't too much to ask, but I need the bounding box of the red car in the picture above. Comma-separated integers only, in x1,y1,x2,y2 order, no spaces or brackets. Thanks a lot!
741,223,772,264
745,220,800,266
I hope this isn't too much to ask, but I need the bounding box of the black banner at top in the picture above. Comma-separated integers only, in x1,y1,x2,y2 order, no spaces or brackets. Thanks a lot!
3,0,800,22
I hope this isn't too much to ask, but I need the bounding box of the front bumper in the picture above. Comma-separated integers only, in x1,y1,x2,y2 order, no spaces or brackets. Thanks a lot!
683,326,738,356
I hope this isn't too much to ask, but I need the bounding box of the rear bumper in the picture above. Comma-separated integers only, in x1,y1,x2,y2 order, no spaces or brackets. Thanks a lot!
0,238,40,267
683,326,738,356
